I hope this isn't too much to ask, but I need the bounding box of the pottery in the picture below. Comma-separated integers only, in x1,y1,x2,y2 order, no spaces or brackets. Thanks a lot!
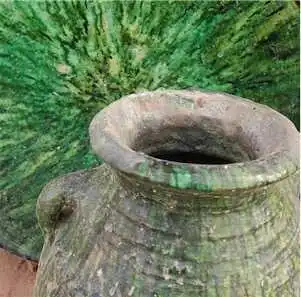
33,90,300,297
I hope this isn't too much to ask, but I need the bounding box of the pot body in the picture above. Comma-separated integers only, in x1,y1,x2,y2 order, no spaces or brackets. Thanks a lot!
33,91,300,297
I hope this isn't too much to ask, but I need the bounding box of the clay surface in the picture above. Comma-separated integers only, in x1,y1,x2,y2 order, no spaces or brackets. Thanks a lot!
0,248,37,297
34,91,300,297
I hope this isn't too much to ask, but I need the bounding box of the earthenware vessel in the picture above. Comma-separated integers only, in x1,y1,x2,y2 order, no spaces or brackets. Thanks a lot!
34,90,300,297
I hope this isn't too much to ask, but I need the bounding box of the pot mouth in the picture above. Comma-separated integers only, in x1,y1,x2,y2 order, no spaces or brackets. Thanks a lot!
90,90,299,191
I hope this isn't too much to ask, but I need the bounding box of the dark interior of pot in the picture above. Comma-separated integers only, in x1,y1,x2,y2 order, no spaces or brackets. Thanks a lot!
132,122,255,165
150,151,233,164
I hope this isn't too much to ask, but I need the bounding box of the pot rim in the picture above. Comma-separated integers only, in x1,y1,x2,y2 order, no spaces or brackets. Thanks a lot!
89,90,299,192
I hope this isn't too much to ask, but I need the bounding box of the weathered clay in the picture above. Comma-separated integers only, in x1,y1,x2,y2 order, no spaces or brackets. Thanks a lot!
34,91,299,297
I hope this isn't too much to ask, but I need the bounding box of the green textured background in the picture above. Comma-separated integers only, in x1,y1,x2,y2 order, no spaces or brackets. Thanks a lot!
0,0,300,260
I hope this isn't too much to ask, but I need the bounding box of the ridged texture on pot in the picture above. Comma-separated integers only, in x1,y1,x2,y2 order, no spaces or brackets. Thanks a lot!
34,91,299,297
34,166,299,297
0,0,299,260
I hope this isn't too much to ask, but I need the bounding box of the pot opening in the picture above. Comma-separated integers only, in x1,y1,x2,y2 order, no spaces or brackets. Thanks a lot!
150,151,233,165
90,90,298,190
132,125,254,165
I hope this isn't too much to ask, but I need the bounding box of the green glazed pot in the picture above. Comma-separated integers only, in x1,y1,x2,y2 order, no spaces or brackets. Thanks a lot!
34,91,299,297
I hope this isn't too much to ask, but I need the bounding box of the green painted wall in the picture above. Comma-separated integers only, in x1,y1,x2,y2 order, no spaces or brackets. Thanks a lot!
0,0,299,259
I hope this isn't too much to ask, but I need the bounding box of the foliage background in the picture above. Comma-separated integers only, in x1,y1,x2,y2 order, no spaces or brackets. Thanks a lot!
0,0,299,260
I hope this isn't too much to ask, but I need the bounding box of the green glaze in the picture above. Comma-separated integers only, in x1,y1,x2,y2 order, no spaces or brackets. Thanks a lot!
33,91,299,296
0,1,299,260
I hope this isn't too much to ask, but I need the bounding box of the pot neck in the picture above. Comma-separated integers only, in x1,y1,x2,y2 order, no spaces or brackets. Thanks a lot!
114,168,276,214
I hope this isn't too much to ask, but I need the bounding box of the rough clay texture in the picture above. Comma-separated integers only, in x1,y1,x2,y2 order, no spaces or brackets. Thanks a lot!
0,1,300,260
34,91,300,297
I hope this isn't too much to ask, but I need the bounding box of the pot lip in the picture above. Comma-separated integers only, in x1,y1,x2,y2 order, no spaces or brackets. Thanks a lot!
89,90,299,192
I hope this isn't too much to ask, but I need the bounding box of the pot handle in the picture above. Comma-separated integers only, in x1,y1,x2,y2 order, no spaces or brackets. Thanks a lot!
36,176,76,242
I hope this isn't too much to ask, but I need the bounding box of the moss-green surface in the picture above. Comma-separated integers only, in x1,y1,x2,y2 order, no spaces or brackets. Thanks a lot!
0,1,299,259
34,166,299,296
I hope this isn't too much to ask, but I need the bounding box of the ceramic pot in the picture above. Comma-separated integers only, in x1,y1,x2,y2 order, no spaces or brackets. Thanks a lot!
33,90,300,297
